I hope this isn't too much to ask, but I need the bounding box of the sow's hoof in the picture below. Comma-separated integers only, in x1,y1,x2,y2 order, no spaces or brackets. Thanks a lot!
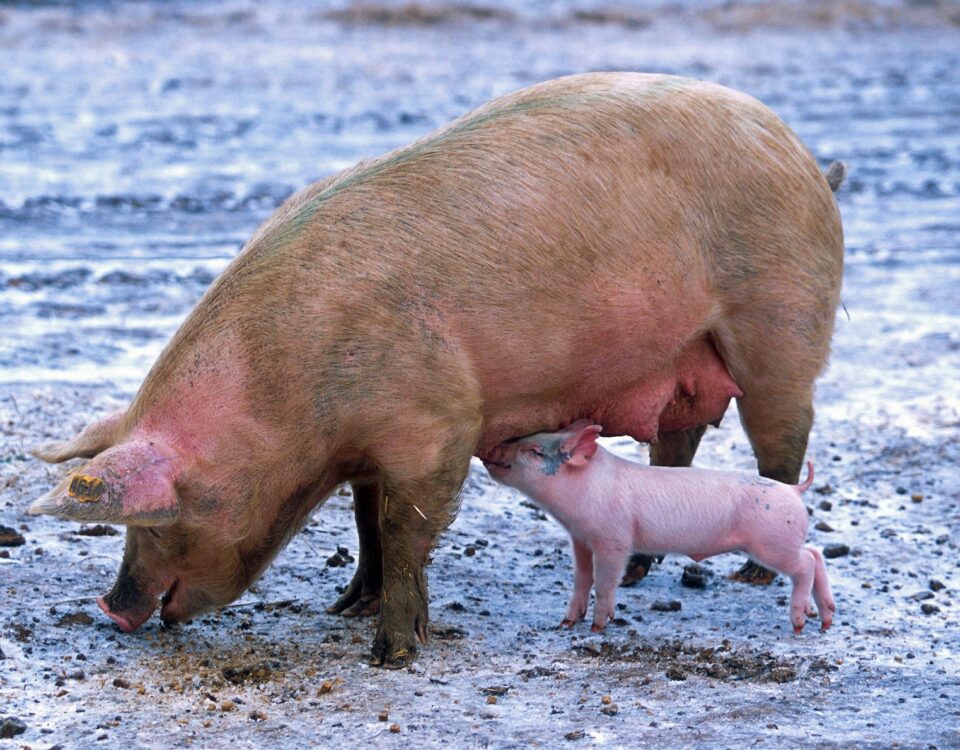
326,586,381,618
620,553,656,587
729,560,777,585
370,623,427,669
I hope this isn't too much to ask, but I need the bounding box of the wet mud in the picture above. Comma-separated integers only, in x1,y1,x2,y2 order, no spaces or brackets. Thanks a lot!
2,1,959,748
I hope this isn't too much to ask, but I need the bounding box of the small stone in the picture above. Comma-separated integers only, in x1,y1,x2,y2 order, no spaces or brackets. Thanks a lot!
76,524,119,537
565,730,586,741
378,711,389,722
818,499,833,511
57,612,94,627
651,600,681,612
0,717,27,739
681,564,712,589
389,723,401,733
921,603,940,615
220,700,236,712
930,579,945,592
665,667,686,681
823,544,850,559
249,710,268,721
601,695,612,705
911,494,924,503
318,680,334,695
464,545,477,557
0,525,25,547
770,666,797,683
481,686,510,697
814,521,834,532
486,695,497,705
911,591,935,601
112,678,130,689
601,703,619,716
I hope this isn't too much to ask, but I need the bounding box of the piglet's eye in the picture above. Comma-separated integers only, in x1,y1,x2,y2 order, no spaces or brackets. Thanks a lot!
527,448,545,458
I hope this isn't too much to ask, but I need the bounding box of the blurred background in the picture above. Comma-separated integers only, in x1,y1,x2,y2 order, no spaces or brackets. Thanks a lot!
1,0,958,388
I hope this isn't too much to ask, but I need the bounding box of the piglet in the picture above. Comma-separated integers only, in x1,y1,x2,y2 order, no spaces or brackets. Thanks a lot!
483,421,835,634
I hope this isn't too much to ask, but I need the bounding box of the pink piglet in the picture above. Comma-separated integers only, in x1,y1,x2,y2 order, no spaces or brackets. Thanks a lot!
484,421,835,634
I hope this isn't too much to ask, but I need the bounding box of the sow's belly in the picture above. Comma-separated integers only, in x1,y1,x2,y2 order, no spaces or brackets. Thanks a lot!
476,337,742,455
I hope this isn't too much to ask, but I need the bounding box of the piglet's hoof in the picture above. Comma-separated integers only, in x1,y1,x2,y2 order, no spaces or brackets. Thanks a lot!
590,623,606,633
560,618,577,628
729,560,777,585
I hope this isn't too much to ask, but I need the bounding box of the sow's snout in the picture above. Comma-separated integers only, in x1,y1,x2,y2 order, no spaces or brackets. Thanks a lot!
97,559,170,633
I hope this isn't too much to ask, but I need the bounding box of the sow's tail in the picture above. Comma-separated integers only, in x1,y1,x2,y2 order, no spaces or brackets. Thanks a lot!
825,161,847,192
797,461,815,493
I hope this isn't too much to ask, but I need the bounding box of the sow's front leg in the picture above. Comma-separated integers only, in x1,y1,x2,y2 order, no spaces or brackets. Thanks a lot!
371,436,476,667
327,478,383,618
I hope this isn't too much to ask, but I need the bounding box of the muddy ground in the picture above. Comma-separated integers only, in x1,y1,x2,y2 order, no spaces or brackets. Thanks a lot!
1,1,959,748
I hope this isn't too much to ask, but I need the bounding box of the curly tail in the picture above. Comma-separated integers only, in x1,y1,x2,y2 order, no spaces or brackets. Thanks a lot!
797,461,815,493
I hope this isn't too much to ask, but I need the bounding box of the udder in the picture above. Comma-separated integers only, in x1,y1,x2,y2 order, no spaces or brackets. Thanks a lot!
601,336,742,441
476,336,741,456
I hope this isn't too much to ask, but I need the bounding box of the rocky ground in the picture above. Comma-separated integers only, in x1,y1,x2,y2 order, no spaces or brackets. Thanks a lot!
1,1,959,748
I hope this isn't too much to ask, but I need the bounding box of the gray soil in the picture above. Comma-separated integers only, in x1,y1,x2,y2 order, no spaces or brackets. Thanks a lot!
1,1,958,748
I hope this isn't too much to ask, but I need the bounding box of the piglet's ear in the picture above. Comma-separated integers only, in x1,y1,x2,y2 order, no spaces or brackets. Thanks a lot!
561,423,603,467
28,439,181,527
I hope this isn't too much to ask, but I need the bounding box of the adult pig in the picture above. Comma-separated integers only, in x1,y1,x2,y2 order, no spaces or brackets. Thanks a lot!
483,421,835,633
28,72,844,665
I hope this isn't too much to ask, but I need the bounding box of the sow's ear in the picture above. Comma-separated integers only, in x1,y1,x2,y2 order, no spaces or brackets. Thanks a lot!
561,422,603,467
31,409,126,463
28,439,181,526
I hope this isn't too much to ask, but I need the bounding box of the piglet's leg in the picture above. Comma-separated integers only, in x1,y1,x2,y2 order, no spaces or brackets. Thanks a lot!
751,546,815,633
808,547,836,631
590,550,631,633
562,539,593,627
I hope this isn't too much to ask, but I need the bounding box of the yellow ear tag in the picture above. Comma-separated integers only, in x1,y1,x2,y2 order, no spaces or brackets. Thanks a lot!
68,474,106,503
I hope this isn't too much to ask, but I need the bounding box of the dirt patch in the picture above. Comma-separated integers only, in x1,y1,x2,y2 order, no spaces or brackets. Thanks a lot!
573,639,839,684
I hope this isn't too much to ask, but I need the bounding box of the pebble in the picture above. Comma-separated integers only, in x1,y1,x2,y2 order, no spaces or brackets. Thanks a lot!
565,730,586,741
389,723,401,733
0,526,25,547
0,717,27,739
921,604,940,615
818,499,833,511
823,543,850,559
651,600,682,612
681,564,712,589
113,678,130,689
76,524,120,537
815,521,834,532
930,579,945,592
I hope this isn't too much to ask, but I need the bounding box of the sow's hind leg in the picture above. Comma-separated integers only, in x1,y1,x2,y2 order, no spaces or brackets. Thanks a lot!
327,478,383,618
718,275,839,584
621,424,708,587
